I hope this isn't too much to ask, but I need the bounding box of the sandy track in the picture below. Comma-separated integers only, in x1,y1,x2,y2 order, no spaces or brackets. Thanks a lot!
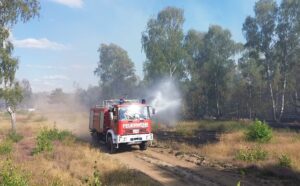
70,127,261,185
108,147,246,186
42,112,291,186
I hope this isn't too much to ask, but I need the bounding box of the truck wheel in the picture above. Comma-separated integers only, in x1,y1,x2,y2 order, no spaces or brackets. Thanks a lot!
107,136,115,154
139,141,148,150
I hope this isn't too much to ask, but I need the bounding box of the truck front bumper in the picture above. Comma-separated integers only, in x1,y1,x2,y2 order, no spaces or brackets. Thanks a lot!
116,133,153,144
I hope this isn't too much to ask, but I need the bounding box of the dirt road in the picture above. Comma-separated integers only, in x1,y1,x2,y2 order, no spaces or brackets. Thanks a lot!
76,128,236,186
110,147,231,186
77,133,289,186
44,111,294,186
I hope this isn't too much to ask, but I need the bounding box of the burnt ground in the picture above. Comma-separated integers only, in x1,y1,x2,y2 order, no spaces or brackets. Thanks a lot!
267,121,300,131
154,130,220,147
149,121,300,185
154,121,300,147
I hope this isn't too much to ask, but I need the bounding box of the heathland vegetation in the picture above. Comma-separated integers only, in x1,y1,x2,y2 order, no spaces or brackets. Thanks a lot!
153,119,300,178
0,0,299,185
0,112,159,186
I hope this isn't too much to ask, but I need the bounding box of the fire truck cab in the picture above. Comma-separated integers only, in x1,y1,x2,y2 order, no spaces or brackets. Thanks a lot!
89,99,154,153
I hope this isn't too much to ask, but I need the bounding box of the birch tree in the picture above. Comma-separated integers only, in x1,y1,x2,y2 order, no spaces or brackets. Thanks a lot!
0,0,40,131
243,0,278,120
142,7,186,84
276,0,300,120
202,25,237,118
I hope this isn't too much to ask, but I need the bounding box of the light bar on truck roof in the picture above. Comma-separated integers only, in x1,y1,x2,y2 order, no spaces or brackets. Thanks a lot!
102,99,140,107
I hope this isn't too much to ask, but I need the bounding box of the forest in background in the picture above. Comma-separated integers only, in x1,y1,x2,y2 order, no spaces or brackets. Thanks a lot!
78,0,300,122
1,0,299,122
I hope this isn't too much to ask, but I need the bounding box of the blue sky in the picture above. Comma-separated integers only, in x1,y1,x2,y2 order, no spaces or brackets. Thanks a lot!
12,0,257,92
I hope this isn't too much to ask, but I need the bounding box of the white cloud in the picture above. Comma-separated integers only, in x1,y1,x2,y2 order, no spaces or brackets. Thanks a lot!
13,38,67,50
49,0,83,8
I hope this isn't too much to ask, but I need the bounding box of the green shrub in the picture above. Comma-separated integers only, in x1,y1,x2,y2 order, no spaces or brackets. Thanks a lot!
87,167,102,186
245,120,272,142
0,160,29,186
278,154,292,168
0,140,13,155
33,127,73,154
236,146,268,162
32,133,53,154
7,132,23,143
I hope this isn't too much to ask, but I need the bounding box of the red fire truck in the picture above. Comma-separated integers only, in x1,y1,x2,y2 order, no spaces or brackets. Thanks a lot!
89,99,154,153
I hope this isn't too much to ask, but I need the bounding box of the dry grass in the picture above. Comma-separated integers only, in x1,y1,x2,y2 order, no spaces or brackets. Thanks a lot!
157,120,300,172
0,112,159,186
199,130,300,170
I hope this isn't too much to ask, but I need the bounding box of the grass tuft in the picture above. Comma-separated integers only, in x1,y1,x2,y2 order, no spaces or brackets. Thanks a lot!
235,146,268,162
32,127,74,154
0,140,13,155
278,154,292,168
7,132,23,143
0,160,29,186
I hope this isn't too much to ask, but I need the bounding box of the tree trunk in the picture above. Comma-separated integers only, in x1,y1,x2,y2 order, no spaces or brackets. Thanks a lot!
249,86,252,120
296,91,299,113
269,82,277,121
279,72,287,121
7,106,16,132
214,73,220,118
267,64,277,121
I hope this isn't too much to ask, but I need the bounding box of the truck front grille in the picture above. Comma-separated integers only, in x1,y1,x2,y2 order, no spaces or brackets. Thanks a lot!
124,129,148,134
130,137,142,141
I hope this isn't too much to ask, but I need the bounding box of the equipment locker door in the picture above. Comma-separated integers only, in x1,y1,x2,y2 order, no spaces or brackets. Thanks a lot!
89,110,94,130
99,111,104,132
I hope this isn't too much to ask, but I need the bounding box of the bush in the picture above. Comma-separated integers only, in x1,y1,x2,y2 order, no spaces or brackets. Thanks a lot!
7,132,23,143
32,133,53,154
245,120,272,142
0,160,29,186
236,146,268,162
33,127,73,154
0,141,13,155
278,154,292,168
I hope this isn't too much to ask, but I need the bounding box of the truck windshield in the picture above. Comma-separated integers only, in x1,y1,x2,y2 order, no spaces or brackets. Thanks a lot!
119,105,149,120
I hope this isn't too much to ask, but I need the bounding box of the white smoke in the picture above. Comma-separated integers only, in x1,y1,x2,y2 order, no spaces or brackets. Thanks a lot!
148,79,181,125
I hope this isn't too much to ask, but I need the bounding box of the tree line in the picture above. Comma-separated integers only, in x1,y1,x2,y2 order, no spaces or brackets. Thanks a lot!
84,0,299,122
1,1,299,132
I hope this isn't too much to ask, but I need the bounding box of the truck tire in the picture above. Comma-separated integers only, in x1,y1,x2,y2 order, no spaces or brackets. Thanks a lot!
107,135,115,154
139,141,148,150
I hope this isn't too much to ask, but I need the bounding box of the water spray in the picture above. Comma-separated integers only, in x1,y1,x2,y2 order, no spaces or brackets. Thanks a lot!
149,79,181,125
